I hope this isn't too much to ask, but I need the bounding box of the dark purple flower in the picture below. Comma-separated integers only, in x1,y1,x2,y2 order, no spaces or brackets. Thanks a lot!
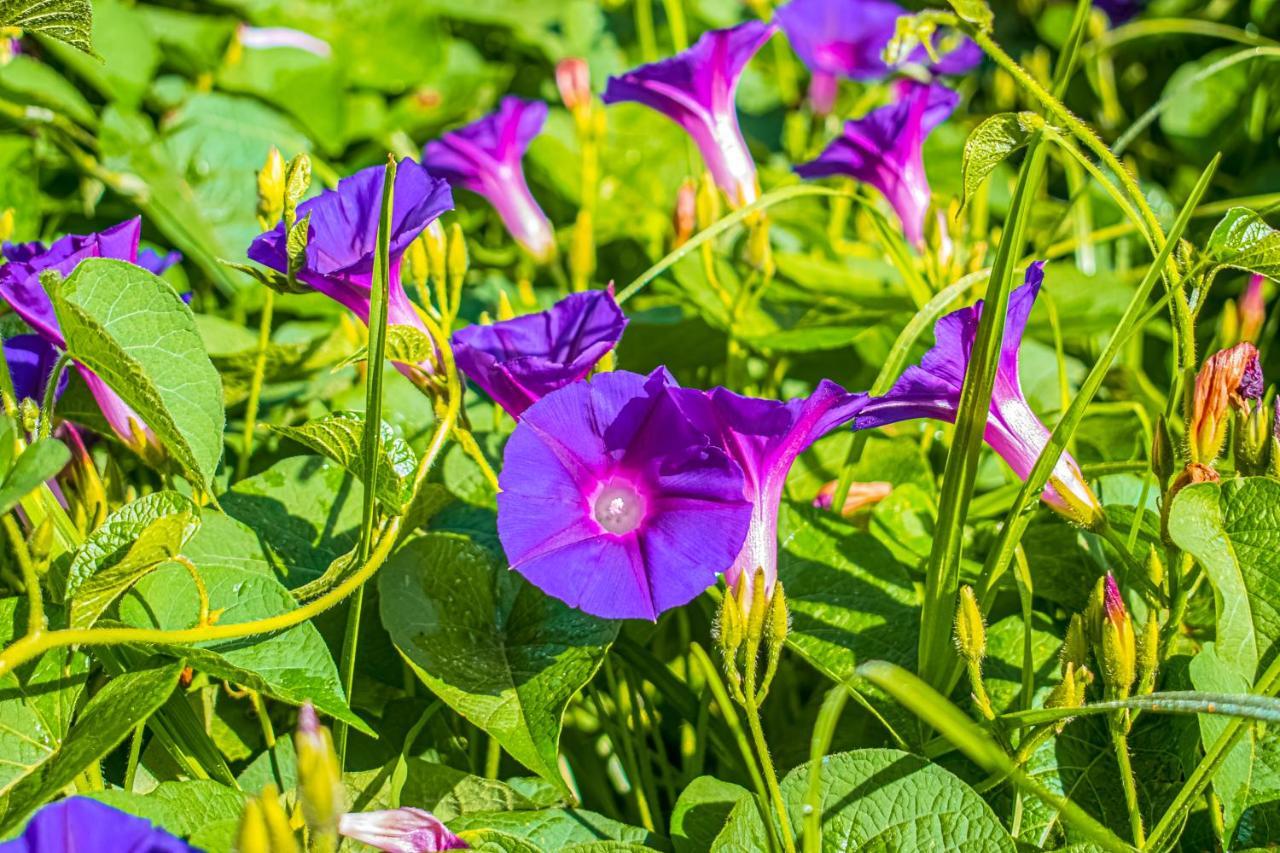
137,248,182,276
423,98,556,262
0,218,159,454
775,0,979,114
497,369,752,621
664,381,866,606
603,21,775,206
3,334,65,403
856,262,1102,525
1,797,196,852
339,808,468,852
451,289,627,417
248,159,453,374
1094,0,1142,22
796,79,958,247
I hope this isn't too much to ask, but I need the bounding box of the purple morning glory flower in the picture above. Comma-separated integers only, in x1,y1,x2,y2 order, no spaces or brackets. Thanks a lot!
856,262,1103,525
137,247,182,276
0,797,196,852
339,808,468,852
248,159,453,375
451,289,627,417
1094,0,1142,22
664,381,866,606
796,80,958,247
0,218,160,454
3,335,65,404
497,369,752,621
603,21,776,207
423,98,556,262
775,0,980,114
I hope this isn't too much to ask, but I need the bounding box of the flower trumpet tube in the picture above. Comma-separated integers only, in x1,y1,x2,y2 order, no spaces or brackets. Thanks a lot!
338,809,468,852
603,21,775,207
423,98,557,263
856,262,1104,527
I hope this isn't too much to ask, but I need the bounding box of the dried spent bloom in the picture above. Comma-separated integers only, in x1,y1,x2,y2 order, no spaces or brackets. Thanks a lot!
0,218,167,455
774,0,979,114
664,381,867,608
556,57,592,114
857,262,1104,526
813,480,892,517
3,797,196,852
603,21,776,207
339,808,468,852
1188,342,1263,465
423,98,556,262
796,80,958,247
497,369,752,620
248,159,453,376
451,288,627,418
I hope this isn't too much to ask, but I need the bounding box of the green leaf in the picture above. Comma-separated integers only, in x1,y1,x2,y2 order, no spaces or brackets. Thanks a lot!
1169,477,1280,682
0,658,184,833
380,533,618,796
0,438,69,516
334,324,436,371
52,258,225,489
671,776,749,853
0,0,93,54
61,491,200,620
116,549,368,733
1190,644,1257,839
716,748,1015,850
1205,207,1280,284
448,808,656,848
86,780,247,839
946,0,994,31
271,412,417,514
961,112,1043,208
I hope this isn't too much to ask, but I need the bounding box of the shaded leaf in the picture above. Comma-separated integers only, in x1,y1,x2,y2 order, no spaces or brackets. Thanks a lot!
0,439,68,517
271,412,417,513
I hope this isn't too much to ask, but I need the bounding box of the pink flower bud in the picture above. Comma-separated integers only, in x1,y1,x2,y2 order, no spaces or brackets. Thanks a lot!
338,808,468,852
813,480,892,517
1240,274,1267,343
673,180,696,247
556,58,592,113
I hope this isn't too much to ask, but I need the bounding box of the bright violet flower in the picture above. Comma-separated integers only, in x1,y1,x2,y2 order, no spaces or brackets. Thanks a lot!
451,289,627,418
497,369,752,621
339,808,468,852
603,21,775,207
137,247,182,276
775,0,979,114
1,797,195,852
0,218,161,455
236,23,332,57
4,335,65,403
248,159,453,376
665,381,866,606
423,98,556,262
856,262,1103,526
795,80,958,247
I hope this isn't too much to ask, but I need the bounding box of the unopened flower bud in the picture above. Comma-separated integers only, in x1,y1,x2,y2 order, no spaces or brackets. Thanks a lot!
1234,394,1272,476
338,808,467,852
236,785,299,853
1240,274,1267,344
1151,414,1175,485
1100,573,1136,697
1145,546,1165,592
256,147,286,228
1189,342,1263,465
556,57,592,116
813,480,892,518
695,172,721,231
0,208,13,242
745,567,768,640
673,180,696,248
746,218,773,275
1136,611,1159,695
446,223,468,288
717,588,744,658
570,210,595,286
767,581,790,649
295,703,343,843
284,153,312,216
1061,613,1091,681
953,585,986,665
29,517,53,567
405,235,429,292
1084,577,1106,648
495,290,516,322
425,220,447,285
18,397,38,432
1046,662,1081,711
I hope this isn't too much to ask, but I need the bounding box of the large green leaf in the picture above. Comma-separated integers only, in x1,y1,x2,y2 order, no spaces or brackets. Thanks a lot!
271,412,418,513
670,776,749,853
715,748,1015,850
1169,477,1280,682
380,533,618,796
116,541,367,732
52,258,225,489
0,658,184,833
1205,207,1280,285
87,780,247,840
448,808,656,848
0,438,68,516
0,0,92,54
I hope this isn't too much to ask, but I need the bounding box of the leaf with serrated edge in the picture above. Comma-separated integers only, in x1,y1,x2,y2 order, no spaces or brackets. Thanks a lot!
271,412,417,513
334,324,436,371
0,439,69,516
0,0,93,54
961,112,1043,209
1206,207,1280,286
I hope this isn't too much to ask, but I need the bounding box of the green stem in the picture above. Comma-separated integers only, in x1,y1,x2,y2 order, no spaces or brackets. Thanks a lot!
743,643,797,853
1112,722,1146,846
235,290,275,482
37,352,71,440
2,515,43,636
484,735,501,780
635,0,658,62
123,722,144,793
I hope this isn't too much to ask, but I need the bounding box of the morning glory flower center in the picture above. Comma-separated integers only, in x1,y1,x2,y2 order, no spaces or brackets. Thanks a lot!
592,478,647,535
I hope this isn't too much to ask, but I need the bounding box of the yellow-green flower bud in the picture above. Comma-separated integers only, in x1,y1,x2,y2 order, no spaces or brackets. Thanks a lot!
235,797,269,853
570,210,595,286
1151,414,1175,486
256,147,286,229
446,223,468,288
1145,546,1165,592
425,220,447,285
1061,613,1090,679
29,517,53,567
953,586,986,665
18,397,37,432
1136,611,1159,695
0,208,14,243
1234,397,1272,477
496,290,516,322
294,703,343,843
745,567,768,643
236,786,299,853
767,581,790,650
405,235,429,292
717,588,744,659
1100,574,1136,697
695,172,720,231
284,154,311,214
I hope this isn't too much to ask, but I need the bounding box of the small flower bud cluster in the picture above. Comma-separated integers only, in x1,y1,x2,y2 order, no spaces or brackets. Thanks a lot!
716,568,789,709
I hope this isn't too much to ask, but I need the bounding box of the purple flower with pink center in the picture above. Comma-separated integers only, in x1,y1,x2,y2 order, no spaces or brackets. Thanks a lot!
775,0,980,114
339,808,468,852
603,21,775,207
855,262,1103,525
248,159,452,376
451,289,627,417
1,797,196,852
423,98,556,262
0,218,166,454
796,79,958,247
496,369,752,621
664,381,866,606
